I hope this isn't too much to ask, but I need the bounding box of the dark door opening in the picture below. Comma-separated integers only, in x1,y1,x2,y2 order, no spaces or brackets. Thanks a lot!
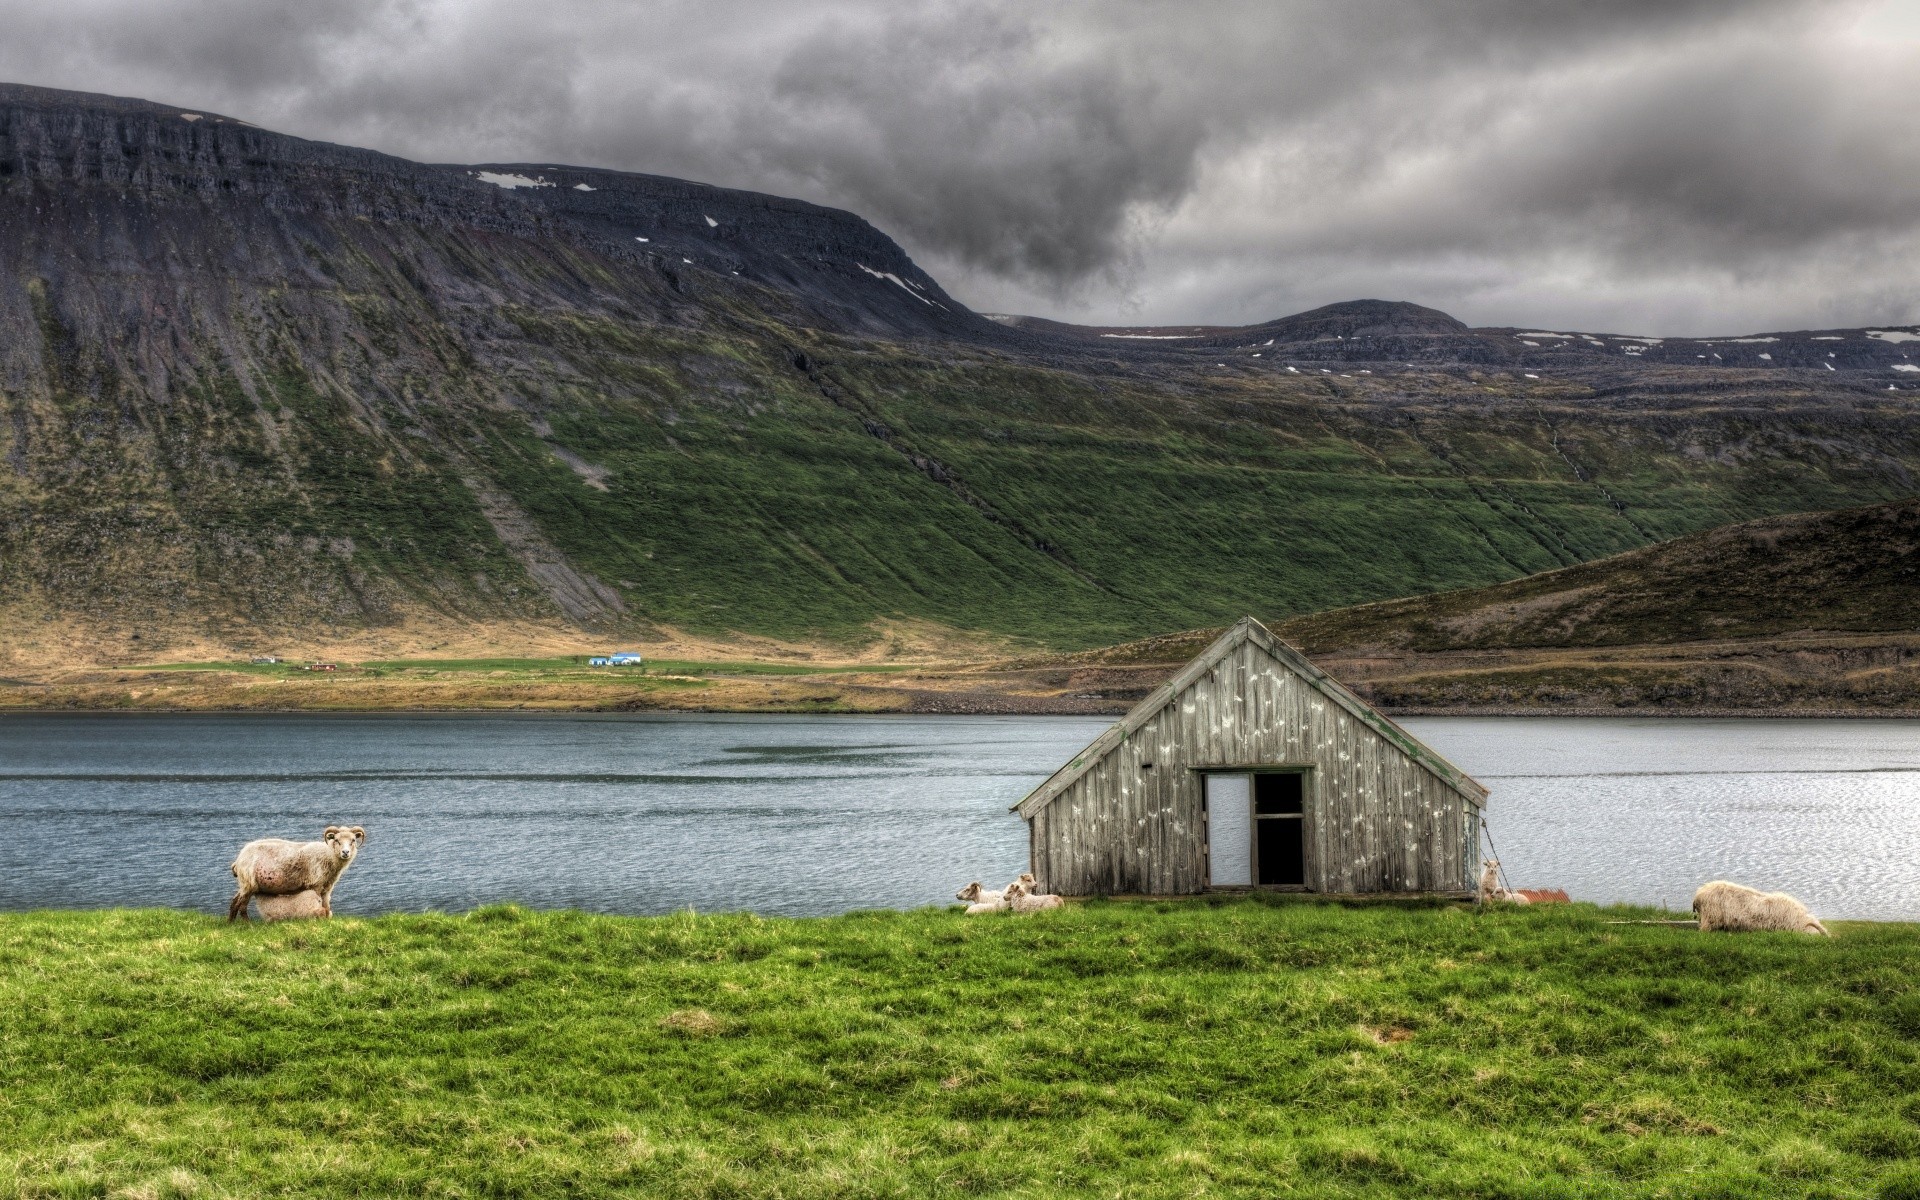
1254,772,1305,886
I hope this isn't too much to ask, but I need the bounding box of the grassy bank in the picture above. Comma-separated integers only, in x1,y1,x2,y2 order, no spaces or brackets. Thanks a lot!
6,901,1920,1198
0,654,1122,715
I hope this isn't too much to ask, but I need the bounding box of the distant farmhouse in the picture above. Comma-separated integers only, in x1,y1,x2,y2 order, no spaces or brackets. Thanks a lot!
588,652,645,668
1014,617,1486,897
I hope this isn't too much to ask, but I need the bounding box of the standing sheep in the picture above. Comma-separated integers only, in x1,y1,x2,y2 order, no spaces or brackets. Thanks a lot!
229,826,366,921
1477,858,1528,905
1692,880,1828,936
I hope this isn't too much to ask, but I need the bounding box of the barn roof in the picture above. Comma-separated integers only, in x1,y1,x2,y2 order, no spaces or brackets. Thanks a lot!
1013,616,1488,818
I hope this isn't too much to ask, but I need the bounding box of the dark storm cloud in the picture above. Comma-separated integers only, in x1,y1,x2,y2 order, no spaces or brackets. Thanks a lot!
1,0,1915,332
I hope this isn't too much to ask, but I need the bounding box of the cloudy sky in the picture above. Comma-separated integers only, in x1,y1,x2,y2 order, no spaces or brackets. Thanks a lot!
3,0,1918,334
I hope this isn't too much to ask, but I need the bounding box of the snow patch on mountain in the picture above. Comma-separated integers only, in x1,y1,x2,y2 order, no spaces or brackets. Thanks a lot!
477,172,552,190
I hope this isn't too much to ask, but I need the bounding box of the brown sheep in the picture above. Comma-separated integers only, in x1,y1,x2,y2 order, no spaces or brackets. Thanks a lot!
1692,880,1828,936
229,826,366,921
254,890,327,922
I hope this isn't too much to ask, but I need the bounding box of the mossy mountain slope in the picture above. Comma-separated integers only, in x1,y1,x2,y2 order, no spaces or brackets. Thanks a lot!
1276,498,1920,655
4,82,1920,656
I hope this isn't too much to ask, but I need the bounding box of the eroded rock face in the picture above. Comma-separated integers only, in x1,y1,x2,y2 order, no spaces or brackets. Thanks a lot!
0,81,986,341
0,83,998,639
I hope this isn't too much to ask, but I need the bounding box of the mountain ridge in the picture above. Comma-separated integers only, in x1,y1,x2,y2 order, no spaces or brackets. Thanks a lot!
4,81,1920,668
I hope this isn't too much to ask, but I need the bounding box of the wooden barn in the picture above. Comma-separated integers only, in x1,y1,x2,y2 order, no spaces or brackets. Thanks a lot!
1013,617,1487,897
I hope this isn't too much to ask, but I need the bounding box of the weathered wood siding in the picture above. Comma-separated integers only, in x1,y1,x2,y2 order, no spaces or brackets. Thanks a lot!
1030,638,1480,896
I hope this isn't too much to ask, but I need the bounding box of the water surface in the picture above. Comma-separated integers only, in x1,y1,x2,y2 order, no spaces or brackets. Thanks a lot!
0,713,1097,917
1404,716,1920,921
3,713,1916,919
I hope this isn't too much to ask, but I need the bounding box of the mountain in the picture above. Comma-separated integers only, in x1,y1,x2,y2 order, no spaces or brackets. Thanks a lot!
994,299,1920,373
3,82,1920,667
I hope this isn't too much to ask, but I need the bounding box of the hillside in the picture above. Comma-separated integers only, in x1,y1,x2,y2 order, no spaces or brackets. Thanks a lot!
1278,499,1920,654
4,83,1920,668
1043,500,1920,715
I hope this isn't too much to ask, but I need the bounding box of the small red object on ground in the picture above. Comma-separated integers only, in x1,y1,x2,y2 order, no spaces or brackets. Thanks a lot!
1513,888,1570,904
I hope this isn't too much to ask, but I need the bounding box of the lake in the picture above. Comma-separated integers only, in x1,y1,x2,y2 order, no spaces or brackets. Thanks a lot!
2,713,1916,920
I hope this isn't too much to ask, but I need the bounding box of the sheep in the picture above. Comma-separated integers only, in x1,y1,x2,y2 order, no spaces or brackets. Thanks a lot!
1692,880,1829,936
956,880,1005,908
229,825,366,921
1476,858,1528,905
1011,892,1064,913
1003,877,1063,913
254,890,327,922
956,880,1009,915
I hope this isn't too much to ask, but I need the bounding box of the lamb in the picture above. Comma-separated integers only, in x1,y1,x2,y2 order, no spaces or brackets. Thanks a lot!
1476,858,1528,905
229,826,366,921
1691,880,1829,936
956,880,1006,914
1003,877,1063,913
254,890,327,922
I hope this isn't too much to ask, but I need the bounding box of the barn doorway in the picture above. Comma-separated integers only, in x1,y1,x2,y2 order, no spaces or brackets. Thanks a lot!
1254,771,1306,887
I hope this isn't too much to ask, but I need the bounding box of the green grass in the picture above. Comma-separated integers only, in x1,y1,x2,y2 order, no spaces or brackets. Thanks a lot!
5,900,1920,1198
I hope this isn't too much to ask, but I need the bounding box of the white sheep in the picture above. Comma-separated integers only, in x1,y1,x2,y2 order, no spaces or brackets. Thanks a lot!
1692,880,1829,936
956,880,1006,914
1004,877,1063,913
229,826,366,921
254,890,327,922
1476,858,1528,905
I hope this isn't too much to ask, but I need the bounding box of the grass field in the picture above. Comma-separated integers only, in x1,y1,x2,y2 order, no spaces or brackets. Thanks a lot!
6,900,1920,1198
136,657,909,678
43,656,929,714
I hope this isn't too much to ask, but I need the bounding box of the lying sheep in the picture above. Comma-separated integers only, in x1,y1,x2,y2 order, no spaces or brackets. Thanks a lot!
956,880,1006,914
1692,880,1828,936
254,890,327,922
1476,858,1528,905
229,825,366,921
1004,877,1063,913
